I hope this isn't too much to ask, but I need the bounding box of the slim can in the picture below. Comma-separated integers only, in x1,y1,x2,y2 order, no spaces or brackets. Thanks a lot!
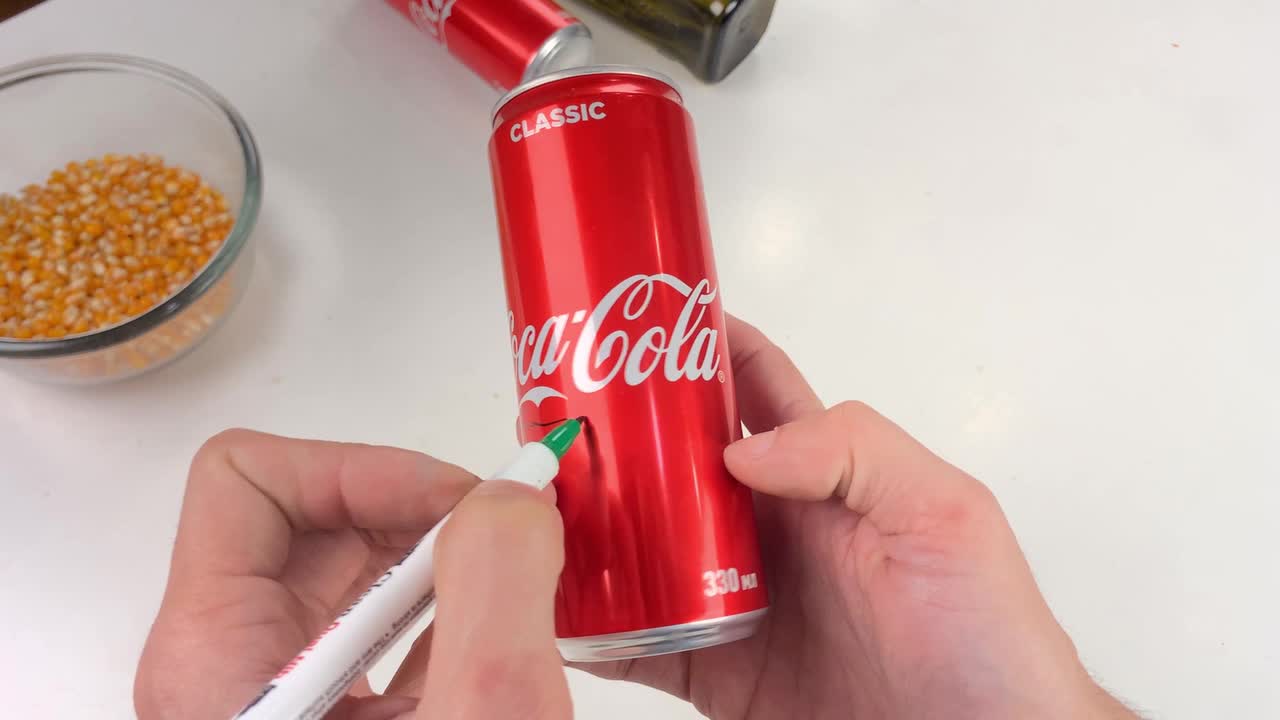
386,0,592,90
489,66,768,662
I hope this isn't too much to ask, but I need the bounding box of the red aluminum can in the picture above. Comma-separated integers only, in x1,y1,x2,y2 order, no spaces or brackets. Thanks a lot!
489,66,768,661
386,0,592,90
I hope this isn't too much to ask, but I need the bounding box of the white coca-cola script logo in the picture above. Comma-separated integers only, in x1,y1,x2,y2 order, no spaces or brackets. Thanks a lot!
512,274,722,408
409,0,458,44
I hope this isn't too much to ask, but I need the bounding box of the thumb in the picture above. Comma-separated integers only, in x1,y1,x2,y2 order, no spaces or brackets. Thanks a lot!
419,481,571,720
725,401,997,535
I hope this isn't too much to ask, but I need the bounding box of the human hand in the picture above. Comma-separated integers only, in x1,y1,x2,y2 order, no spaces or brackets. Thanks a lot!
134,430,571,720
585,316,1138,720
135,317,1138,720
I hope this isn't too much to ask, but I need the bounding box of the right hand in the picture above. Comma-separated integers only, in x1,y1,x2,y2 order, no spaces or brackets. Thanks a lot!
584,316,1138,719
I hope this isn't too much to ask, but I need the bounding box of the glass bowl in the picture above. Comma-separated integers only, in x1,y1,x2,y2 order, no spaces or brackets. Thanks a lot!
0,54,261,384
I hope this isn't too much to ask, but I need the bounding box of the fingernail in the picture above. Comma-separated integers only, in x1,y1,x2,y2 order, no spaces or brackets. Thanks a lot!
732,430,777,460
474,478,559,507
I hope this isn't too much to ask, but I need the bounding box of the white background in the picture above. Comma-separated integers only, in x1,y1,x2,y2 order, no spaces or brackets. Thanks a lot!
2,0,1278,717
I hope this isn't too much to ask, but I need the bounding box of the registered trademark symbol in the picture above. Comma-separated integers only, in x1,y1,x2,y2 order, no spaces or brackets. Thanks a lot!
718,370,726,383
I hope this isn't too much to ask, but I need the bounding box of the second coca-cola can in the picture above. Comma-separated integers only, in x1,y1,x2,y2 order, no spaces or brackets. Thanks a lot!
489,66,768,661
386,0,592,90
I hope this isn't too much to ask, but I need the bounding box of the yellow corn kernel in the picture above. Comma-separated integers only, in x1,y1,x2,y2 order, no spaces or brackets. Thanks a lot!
2,154,232,341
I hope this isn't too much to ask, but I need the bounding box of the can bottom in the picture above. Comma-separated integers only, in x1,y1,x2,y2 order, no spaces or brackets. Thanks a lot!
557,607,768,663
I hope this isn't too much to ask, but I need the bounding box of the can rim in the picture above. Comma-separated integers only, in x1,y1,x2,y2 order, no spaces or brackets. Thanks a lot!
491,65,682,124
522,23,594,86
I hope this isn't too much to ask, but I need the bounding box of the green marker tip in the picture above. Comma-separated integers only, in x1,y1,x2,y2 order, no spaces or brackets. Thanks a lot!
540,418,583,460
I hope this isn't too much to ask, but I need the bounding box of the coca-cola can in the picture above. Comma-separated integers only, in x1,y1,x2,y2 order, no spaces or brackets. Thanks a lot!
386,0,592,90
489,66,768,661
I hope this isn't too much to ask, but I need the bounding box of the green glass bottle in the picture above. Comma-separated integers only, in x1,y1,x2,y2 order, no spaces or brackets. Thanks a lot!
579,0,777,82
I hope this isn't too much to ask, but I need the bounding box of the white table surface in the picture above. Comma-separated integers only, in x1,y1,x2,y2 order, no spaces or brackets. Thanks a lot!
2,0,1278,717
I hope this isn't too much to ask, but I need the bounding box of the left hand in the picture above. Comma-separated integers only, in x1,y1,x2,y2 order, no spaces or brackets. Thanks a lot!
134,429,571,720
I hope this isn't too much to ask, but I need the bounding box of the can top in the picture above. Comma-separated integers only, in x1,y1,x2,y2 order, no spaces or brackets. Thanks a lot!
522,23,594,86
491,65,682,124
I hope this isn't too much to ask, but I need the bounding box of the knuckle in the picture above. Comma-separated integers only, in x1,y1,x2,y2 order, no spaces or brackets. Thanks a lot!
456,652,565,716
465,652,531,688
190,428,257,472
918,475,1005,537
965,476,999,507
962,479,1004,521
831,400,877,431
